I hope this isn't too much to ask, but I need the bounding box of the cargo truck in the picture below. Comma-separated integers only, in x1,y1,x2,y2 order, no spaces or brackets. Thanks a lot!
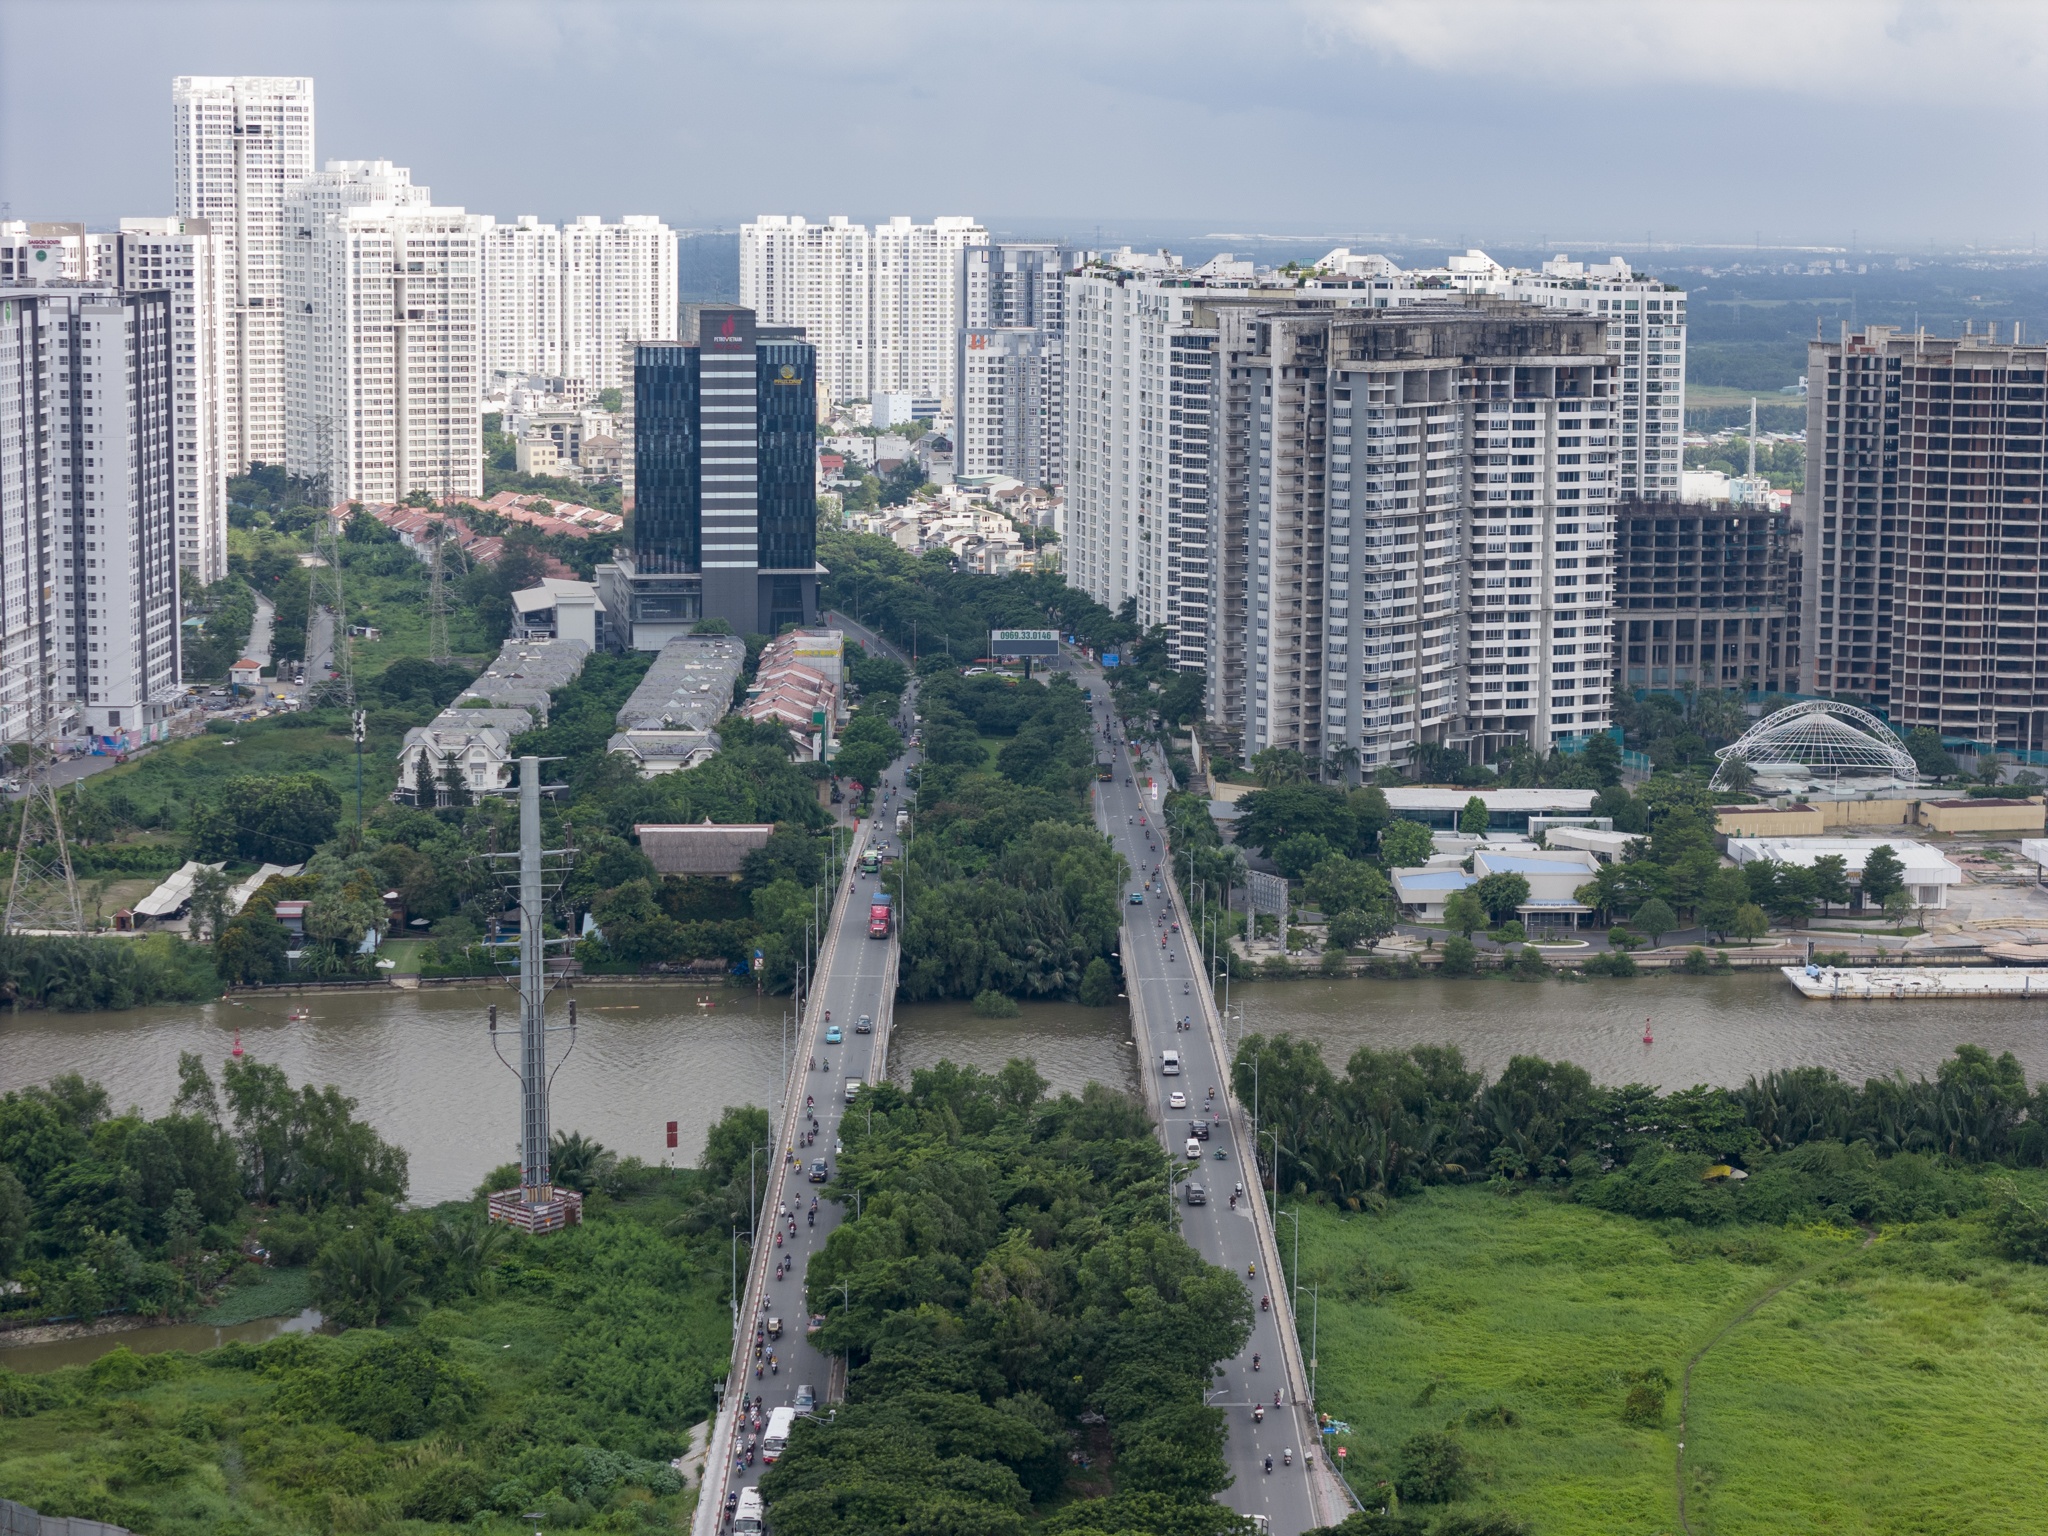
868,891,893,939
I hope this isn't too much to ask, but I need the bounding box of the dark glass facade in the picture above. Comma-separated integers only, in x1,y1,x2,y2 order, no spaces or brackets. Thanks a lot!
757,332,817,576
633,344,701,575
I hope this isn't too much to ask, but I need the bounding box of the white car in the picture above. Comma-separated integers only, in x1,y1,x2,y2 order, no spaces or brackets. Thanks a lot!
1168,1090,1188,1110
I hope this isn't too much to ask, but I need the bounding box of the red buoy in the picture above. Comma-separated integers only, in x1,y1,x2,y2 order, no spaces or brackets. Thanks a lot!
231,1028,244,1058
1642,1017,1654,1046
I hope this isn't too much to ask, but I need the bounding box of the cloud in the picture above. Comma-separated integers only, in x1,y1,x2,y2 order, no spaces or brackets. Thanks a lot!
1302,0,2048,99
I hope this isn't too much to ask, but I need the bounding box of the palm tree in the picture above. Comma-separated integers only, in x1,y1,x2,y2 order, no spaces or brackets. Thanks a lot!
312,1230,420,1329
429,1214,509,1298
550,1130,616,1194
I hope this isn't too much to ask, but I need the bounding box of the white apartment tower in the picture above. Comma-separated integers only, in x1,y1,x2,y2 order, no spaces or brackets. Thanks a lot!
1,220,230,586
171,75,315,474
0,285,184,745
1064,253,1265,671
480,215,564,381
957,242,1081,487
560,215,679,397
740,214,986,410
1209,299,1618,773
284,164,484,502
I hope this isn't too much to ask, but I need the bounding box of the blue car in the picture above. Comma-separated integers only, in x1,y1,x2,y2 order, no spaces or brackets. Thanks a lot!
1128,892,1144,905
824,1024,843,1044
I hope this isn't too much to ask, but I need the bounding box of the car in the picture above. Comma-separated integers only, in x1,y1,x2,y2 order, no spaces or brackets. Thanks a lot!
1186,1136,1202,1160
1185,1182,1207,1206
1168,1090,1188,1109
1190,1120,1210,1141
856,1014,872,1034
1127,891,1144,905
824,1024,842,1044
807,1313,826,1334
766,1316,783,1338
795,1384,817,1413
809,1158,830,1182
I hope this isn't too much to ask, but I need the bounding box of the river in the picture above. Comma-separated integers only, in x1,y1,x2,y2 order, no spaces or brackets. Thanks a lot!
6,971,2043,1367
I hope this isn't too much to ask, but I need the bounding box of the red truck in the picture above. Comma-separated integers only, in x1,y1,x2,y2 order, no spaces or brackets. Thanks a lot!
868,892,893,939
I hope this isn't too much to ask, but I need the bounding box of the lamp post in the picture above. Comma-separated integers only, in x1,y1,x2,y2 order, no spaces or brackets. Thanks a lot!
1278,1206,1301,1299
1298,1282,1320,1404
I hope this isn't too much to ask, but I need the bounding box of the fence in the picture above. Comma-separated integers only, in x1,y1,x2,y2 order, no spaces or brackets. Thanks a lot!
0,1500,132,1536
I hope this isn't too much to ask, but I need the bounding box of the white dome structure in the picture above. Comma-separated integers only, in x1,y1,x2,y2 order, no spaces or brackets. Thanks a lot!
1711,700,1919,791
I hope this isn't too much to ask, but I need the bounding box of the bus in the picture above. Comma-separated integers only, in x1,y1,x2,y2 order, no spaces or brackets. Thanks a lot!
732,1488,766,1534
764,1405,797,1462
859,848,880,877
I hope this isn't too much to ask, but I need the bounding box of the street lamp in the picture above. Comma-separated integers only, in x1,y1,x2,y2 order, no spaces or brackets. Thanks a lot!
1277,1207,1300,1300
1297,1282,1320,1404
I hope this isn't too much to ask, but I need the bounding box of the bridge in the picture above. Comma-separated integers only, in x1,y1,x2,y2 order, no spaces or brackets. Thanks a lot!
693,633,1344,1534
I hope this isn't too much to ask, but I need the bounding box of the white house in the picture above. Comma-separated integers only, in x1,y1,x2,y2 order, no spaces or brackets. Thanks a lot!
1725,837,1960,910
396,708,534,804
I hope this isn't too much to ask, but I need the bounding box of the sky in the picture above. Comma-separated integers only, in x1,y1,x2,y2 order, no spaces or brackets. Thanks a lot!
3,0,2046,251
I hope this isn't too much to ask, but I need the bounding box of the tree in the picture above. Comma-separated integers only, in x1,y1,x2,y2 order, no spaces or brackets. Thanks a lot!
1808,853,1851,916
1632,897,1678,947
1860,845,1907,909
1395,1431,1468,1504
191,773,343,864
1905,726,1958,780
1717,755,1758,793
1273,833,1336,881
1249,746,1312,787
312,1230,421,1330
1439,935,1478,976
1581,731,1623,786
1882,889,1914,928
1327,906,1395,952
1470,871,1530,925
1732,903,1769,943
1698,866,1749,939
1443,888,1487,939
1303,855,1390,918
188,865,234,943
1078,956,1116,1006
1459,795,1490,836
1379,820,1434,868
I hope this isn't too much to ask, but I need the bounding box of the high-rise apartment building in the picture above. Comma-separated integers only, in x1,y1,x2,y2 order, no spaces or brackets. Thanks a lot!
598,307,819,648
171,75,315,473
1804,326,2048,754
560,215,679,397
1203,298,1618,772
479,215,564,382
1065,253,1271,671
957,242,1082,487
1,219,231,586
0,285,183,745
740,214,986,410
284,163,483,502
1311,249,1686,501
1615,498,1799,694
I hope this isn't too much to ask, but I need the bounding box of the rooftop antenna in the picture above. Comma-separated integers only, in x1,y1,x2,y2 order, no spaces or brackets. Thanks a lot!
485,755,584,1234
5,692,83,935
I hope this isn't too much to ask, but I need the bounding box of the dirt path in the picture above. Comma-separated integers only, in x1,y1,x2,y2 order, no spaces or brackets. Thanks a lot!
1673,1229,1877,1534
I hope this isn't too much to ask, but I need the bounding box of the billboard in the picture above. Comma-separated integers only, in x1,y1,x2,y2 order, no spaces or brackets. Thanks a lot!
989,628,1059,658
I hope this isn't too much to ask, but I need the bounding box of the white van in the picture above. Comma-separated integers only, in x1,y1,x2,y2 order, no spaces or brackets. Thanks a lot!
1161,1049,1181,1076
763,1404,797,1462
845,1077,861,1103
1185,1137,1202,1160
733,1487,766,1534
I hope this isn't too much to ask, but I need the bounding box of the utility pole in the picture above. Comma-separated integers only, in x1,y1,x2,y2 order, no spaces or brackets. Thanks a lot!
352,708,366,835
426,524,452,665
5,691,83,935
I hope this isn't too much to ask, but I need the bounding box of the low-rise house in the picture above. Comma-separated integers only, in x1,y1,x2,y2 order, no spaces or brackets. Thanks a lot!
132,860,226,926
396,708,534,804
1725,836,1961,910
635,820,775,876
511,578,602,646
742,630,843,760
608,635,747,777
457,637,591,725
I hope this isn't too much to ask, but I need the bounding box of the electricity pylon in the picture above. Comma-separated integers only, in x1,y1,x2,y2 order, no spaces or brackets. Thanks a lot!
6,695,83,935
426,525,451,665
320,518,354,707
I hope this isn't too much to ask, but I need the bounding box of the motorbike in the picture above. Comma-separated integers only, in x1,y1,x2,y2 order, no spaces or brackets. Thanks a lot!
1261,1294,1269,1312
1253,1353,1261,1372
1264,1455,1273,1475
1254,1404,1264,1423
1283,1449,1292,1467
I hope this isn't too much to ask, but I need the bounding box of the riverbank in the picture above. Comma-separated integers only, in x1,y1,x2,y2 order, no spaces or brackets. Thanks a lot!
1296,1183,2048,1534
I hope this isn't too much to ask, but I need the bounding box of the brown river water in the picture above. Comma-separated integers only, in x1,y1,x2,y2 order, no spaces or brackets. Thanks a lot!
5,971,2043,1367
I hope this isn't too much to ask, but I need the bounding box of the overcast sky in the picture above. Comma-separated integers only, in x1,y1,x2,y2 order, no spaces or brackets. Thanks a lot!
3,0,2044,250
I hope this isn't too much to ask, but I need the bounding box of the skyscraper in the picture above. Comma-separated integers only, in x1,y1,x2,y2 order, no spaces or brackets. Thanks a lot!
171,75,315,474
957,242,1082,487
284,163,483,502
560,215,679,397
599,307,819,647
479,215,564,382
0,285,183,746
1203,298,1618,773
1804,326,2048,755
740,214,986,411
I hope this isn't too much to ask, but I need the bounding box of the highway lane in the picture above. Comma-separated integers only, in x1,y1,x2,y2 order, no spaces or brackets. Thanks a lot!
694,678,919,1535
1084,674,1333,1534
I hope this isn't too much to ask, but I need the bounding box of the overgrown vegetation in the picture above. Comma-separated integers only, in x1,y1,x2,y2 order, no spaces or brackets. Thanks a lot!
762,1060,1254,1536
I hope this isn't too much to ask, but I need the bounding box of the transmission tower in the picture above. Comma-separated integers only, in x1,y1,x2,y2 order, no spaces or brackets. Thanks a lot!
6,695,83,935
426,525,451,665
320,518,354,707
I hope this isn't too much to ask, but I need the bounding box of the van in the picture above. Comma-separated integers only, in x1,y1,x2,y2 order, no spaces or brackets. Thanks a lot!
764,1404,797,1462
845,1077,861,1103
733,1487,766,1534
1161,1049,1181,1076
1185,1182,1207,1205
1185,1137,1202,1160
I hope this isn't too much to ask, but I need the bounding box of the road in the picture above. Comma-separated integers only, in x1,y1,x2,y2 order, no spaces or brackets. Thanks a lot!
693,669,919,1535
1084,669,1338,1533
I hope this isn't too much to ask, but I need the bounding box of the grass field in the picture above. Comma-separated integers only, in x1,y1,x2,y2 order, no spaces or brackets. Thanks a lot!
89,711,408,822
1297,1184,2048,1534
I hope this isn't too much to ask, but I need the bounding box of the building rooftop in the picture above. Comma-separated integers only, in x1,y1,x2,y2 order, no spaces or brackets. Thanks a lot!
615,636,747,735
460,638,591,723
1383,788,1600,812
636,821,776,877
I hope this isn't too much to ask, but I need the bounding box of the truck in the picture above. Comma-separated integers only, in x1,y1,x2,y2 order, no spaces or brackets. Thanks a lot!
1096,758,1112,781
868,891,893,939
895,808,909,834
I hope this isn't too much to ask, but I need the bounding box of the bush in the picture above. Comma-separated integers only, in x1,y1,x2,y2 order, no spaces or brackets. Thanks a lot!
1680,946,1713,974
272,1332,483,1440
1581,949,1638,978
1510,945,1549,981
1319,947,1349,976
1439,936,1478,977
1621,1381,1666,1427
972,989,1020,1018
1990,1178,2048,1263
1395,1430,1467,1503
1491,919,1527,945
